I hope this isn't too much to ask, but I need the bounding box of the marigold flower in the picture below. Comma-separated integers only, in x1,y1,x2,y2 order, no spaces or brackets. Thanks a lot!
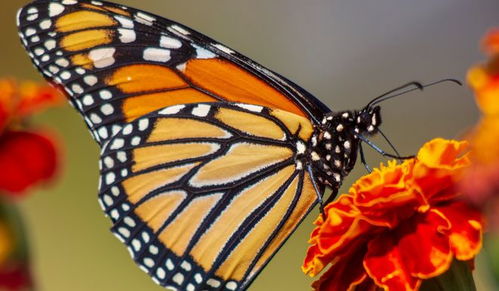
303,138,483,291
462,28,499,229
0,79,62,196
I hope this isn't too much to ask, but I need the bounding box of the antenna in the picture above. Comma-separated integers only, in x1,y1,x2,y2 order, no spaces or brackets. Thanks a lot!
365,78,462,109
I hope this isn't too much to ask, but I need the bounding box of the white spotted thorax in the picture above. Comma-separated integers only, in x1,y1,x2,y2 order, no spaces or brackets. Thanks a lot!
307,106,382,190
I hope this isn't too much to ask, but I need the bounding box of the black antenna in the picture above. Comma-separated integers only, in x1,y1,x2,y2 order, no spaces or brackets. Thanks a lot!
365,81,423,109
366,78,462,109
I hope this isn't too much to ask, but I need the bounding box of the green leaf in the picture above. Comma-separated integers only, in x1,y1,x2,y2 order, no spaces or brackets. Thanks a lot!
420,259,476,291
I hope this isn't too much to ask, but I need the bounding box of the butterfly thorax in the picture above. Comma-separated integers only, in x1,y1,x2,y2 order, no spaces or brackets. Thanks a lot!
307,106,382,191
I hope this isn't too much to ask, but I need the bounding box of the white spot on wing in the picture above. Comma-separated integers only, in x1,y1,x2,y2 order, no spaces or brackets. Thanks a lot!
55,58,69,67
48,3,65,17
169,24,190,36
101,104,114,115
192,104,210,117
194,273,202,283
296,141,306,154
138,119,149,131
118,29,136,43
165,259,174,270
156,267,166,279
212,43,234,54
131,239,141,251
89,47,116,68
122,124,133,135
115,15,134,29
39,19,52,30
118,227,130,238
26,13,38,21
25,28,36,37
135,12,156,25
226,281,238,290
44,39,56,50
90,113,102,124
207,279,221,288
194,45,216,59
143,48,171,62
105,172,115,185
180,261,192,271
172,273,184,285
84,75,98,86
124,216,136,227
235,103,263,112
176,62,186,72
159,104,184,115
160,35,182,49
99,90,112,100
110,138,125,150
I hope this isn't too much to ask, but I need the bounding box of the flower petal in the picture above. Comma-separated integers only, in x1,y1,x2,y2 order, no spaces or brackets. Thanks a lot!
17,81,63,117
0,131,59,195
303,195,375,276
482,28,499,55
311,244,371,291
352,160,423,228
435,201,484,260
413,138,470,202
364,210,453,291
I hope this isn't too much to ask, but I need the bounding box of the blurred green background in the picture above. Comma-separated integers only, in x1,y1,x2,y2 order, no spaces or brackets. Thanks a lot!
1,0,499,290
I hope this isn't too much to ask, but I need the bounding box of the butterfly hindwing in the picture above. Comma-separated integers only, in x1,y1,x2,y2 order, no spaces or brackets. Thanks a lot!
17,0,329,147
98,102,317,290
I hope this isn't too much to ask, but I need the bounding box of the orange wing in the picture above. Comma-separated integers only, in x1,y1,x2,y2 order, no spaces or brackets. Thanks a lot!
98,102,317,290
17,0,329,147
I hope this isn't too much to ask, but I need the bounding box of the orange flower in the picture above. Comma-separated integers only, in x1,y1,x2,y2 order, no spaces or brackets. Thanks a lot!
462,28,499,229
303,139,484,291
0,79,63,196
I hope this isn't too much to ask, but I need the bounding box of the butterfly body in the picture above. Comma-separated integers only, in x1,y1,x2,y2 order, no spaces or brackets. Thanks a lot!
309,107,381,189
17,1,382,290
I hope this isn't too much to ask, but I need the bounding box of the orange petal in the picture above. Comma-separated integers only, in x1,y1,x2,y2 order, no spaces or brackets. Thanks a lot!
468,66,499,116
434,201,484,260
351,160,424,228
416,138,469,170
413,138,470,201
364,210,453,291
17,81,64,117
311,243,370,291
482,28,499,54
303,195,376,276
467,117,499,164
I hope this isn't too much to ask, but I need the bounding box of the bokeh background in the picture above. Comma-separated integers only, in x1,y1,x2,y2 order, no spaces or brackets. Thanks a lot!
1,0,499,290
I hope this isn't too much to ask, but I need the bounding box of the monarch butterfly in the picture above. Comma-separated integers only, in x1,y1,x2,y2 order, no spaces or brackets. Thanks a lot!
16,0,437,290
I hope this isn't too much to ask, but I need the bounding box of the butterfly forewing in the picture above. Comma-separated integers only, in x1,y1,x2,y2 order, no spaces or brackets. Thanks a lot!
99,102,317,290
17,0,329,147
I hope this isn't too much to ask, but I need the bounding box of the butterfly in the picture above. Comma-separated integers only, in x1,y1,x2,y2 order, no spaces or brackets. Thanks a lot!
17,0,387,290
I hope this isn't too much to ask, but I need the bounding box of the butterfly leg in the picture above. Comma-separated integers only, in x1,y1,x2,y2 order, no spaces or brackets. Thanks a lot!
307,165,326,219
357,134,415,159
359,143,372,173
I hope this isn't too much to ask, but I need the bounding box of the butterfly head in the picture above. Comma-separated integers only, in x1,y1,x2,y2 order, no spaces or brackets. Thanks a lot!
356,105,382,135
308,106,382,190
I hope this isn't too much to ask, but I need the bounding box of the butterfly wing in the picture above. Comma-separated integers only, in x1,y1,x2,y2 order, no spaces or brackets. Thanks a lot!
17,0,330,147
99,102,317,290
